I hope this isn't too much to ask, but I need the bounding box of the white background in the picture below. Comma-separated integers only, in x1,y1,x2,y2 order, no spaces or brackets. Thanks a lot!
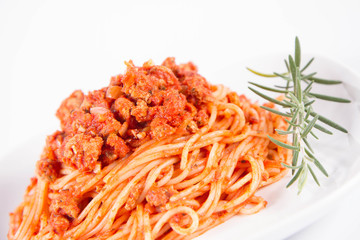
1,0,360,239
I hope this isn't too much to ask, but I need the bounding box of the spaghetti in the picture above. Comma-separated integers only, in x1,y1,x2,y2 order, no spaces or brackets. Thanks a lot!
8,58,291,240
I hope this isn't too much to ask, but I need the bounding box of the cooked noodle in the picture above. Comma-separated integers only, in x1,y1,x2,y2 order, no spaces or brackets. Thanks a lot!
8,58,291,240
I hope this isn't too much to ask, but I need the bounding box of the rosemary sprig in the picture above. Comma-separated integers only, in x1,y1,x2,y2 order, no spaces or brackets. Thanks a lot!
247,37,351,194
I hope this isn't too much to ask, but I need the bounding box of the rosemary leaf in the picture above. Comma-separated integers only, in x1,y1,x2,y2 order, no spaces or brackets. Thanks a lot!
304,99,315,107
308,164,320,186
283,99,297,108
309,130,319,140
308,92,351,103
313,158,329,177
301,114,319,138
308,77,342,85
284,59,290,72
303,80,314,94
295,37,301,67
304,148,328,177
281,162,301,170
291,108,300,121
274,72,291,81
304,107,311,120
301,72,317,80
287,92,301,106
276,129,294,135
304,155,315,163
291,149,299,175
300,57,314,72
304,147,315,159
313,124,333,134
249,82,289,93
288,55,297,85
305,120,333,135
286,163,303,188
298,164,308,194
246,67,279,77
309,111,348,133
275,84,293,89
268,135,300,150
302,137,314,153
285,119,300,127
260,106,291,117
248,87,291,107
295,67,303,101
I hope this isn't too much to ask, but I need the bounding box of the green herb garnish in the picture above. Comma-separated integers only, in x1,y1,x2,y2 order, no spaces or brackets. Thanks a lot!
247,37,351,194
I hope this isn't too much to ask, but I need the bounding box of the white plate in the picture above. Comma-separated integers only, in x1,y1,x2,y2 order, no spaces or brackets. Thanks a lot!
1,55,360,240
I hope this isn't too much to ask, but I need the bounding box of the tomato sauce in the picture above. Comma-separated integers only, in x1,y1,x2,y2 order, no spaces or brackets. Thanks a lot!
38,57,213,180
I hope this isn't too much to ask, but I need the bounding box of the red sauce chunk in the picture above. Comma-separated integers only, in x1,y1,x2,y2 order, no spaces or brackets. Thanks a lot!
146,186,176,212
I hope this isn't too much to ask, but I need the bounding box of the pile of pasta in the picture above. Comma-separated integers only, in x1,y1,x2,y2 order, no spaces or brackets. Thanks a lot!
9,59,290,240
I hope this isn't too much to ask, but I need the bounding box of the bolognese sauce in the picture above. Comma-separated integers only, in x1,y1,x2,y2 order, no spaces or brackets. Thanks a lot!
18,58,214,234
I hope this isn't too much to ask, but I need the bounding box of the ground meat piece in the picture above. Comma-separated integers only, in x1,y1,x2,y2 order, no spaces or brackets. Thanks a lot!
124,181,144,211
49,213,70,235
61,133,103,172
36,159,60,182
105,133,129,157
131,99,149,122
121,61,181,103
109,74,124,86
90,106,111,116
146,187,175,211
177,62,198,75
90,110,122,137
144,203,156,214
63,109,93,134
81,89,110,112
162,57,198,78
150,118,176,140
63,109,122,137
148,90,165,106
162,90,187,125
148,65,180,90
41,131,64,161
181,73,213,105
161,57,177,73
102,133,130,164
147,90,187,128
194,109,209,127
50,189,80,219
162,58,213,105
106,86,123,99
122,65,152,102
112,97,134,121
163,90,186,116
56,90,84,128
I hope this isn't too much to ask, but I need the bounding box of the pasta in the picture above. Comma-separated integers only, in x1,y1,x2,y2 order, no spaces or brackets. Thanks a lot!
8,58,291,240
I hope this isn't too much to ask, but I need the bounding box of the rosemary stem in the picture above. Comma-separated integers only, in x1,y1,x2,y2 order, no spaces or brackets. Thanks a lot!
295,103,305,170
247,37,350,193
